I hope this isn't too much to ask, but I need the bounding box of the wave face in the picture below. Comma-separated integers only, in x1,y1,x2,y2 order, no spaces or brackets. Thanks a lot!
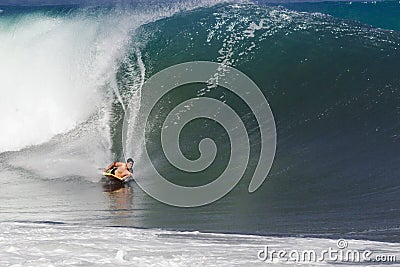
279,1,400,32
0,2,399,242
124,3,400,241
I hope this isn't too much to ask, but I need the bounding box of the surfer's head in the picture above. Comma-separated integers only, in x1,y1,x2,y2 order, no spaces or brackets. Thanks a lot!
126,158,134,170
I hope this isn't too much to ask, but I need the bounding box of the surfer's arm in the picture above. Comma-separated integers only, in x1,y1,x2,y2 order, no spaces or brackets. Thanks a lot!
122,172,133,181
104,162,117,172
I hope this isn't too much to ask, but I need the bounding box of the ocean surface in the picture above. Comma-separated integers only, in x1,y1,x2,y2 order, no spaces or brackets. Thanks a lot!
0,0,399,265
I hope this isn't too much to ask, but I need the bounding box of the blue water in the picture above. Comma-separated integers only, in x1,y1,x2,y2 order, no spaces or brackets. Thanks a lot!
278,0,400,32
0,3,399,263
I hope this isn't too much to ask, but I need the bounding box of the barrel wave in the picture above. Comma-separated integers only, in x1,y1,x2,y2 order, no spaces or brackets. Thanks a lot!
0,1,399,244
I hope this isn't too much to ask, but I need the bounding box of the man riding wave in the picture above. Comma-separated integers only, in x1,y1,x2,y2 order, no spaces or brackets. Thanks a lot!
103,158,134,181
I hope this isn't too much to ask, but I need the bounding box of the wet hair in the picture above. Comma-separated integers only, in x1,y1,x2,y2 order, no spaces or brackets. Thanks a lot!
127,158,134,164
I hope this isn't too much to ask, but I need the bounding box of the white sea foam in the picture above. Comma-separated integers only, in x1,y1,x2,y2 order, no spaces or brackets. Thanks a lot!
0,222,398,266
0,0,230,154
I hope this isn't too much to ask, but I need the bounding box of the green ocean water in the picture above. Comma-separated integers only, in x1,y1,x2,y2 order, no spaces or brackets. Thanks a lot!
0,1,399,243
279,1,400,32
